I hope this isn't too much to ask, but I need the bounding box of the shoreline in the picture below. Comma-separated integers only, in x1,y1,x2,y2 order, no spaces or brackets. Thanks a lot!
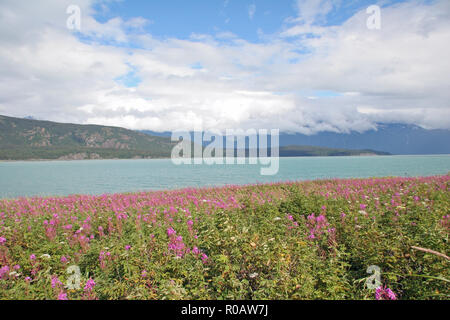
0,173,448,202
0,153,450,163
1,154,450,163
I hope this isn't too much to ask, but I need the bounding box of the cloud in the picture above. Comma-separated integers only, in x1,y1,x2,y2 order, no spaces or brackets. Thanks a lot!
248,4,256,20
0,0,449,134
294,0,341,25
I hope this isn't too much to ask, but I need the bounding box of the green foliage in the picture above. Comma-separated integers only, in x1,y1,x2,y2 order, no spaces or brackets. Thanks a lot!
0,176,448,300
279,145,390,156
0,115,176,160
0,115,389,160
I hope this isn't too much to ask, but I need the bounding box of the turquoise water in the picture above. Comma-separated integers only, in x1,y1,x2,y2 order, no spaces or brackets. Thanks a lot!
0,155,449,199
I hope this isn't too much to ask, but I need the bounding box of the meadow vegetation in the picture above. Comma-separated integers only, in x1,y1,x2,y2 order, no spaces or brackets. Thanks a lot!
0,175,448,300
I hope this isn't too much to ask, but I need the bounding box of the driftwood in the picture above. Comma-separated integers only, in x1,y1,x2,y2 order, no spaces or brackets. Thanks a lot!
411,246,450,261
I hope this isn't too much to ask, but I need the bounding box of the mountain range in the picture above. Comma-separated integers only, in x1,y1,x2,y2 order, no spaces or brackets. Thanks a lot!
0,115,176,160
142,124,450,155
279,124,450,155
2,114,448,160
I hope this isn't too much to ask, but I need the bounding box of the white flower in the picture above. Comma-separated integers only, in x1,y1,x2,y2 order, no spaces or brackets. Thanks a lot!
40,254,51,259
249,273,259,279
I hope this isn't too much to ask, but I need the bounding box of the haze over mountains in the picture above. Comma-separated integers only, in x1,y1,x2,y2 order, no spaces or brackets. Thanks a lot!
143,124,450,156
279,124,450,155
1,114,449,161
0,115,393,160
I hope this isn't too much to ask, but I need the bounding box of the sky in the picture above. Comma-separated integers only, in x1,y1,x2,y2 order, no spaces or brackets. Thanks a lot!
0,0,449,134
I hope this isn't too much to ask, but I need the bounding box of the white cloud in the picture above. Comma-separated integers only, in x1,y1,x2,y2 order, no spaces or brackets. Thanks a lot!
294,0,340,25
248,4,256,20
0,0,449,134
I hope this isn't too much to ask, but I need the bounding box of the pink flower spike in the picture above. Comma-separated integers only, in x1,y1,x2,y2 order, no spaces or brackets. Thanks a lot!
167,227,176,237
84,278,96,292
375,286,397,300
58,291,68,300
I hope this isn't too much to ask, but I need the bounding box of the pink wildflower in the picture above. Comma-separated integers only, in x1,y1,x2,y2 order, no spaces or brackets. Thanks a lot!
167,227,176,237
51,275,63,289
84,278,96,292
375,286,397,300
0,266,9,279
58,291,68,300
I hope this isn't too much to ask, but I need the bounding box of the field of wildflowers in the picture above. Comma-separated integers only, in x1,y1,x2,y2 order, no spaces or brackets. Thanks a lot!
0,175,448,300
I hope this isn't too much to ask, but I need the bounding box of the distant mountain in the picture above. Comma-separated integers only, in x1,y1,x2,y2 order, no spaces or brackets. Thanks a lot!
279,124,450,155
141,130,172,138
278,145,389,157
2,115,441,161
141,131,390,156
141,124,450,155
0,115,176,160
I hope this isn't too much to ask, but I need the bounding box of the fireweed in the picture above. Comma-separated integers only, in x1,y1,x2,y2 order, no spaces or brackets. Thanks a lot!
375,285,397,300
83,278,96,300
0,175,448,299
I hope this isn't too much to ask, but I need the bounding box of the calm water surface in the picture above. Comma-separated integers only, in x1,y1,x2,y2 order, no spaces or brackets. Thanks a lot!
0,155,449,199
